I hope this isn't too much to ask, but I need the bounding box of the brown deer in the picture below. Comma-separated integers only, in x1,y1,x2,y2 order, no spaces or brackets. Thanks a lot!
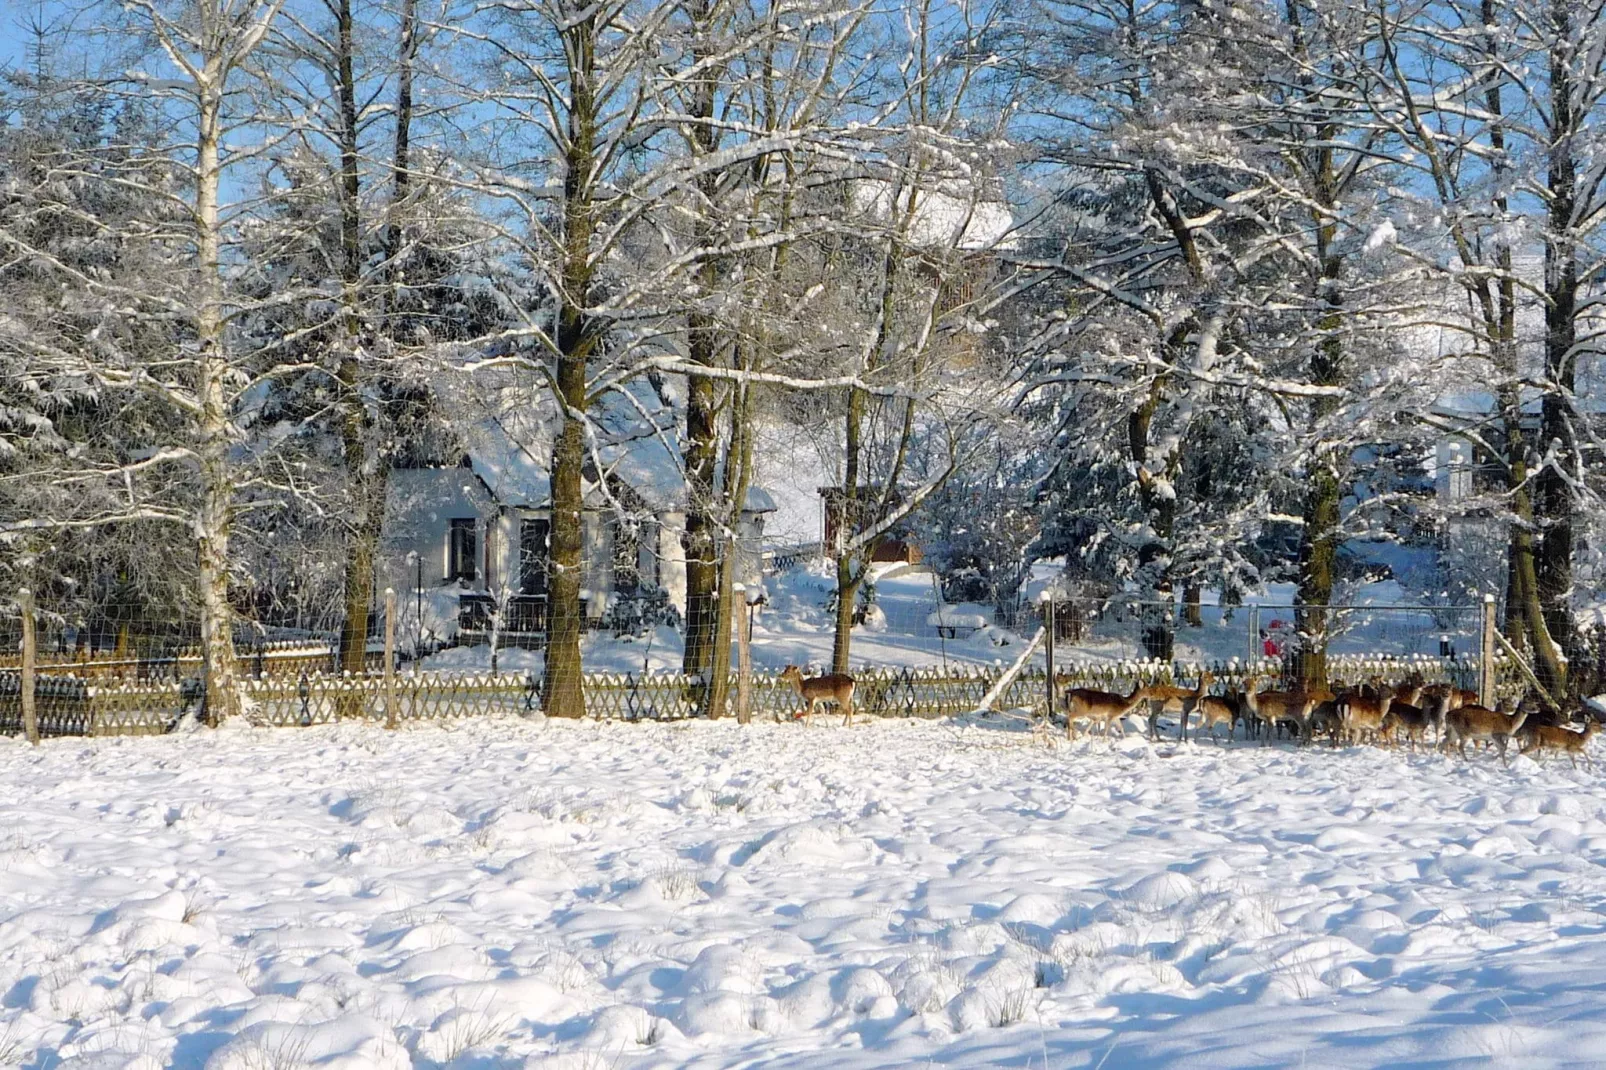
1195,687,1238,744
1380,701,1433,750
1442,704,1529,763
1336,680,1393,746
1519,718,1601,769
1393,673,1427,709
1063,684,1153,739
1423,684,1478,741
779,665,855,726
1143,673,1212,742
1241,677,1327,745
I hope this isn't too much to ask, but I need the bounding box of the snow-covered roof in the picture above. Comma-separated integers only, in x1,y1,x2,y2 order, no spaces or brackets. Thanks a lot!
465,424,550,506
1390,257,1606,417
457,381,777,514
850,179,1013,252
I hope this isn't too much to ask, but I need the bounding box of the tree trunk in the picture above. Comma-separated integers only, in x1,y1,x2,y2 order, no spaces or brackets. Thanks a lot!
1130,385,1175,663
1183,584,1202,628
832,552,857,675
1536,0,1578,682
1295,120,1344,689
338,0,412,682
707,379,755,717
831,363,868,675
1501,389,1566,692
333,0,375,697
544,361,588,717
680,0,729,689
542,11,599,719
682,371,719,682
195,66,241,724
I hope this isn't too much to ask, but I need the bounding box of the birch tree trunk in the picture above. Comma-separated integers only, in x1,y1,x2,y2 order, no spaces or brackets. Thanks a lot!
194,43,242,725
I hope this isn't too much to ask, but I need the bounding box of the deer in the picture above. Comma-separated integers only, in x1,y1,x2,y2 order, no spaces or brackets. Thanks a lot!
1241,677,1327,746
1519,717,1601,769
1194,684,1239,745
1377,675,1431,749
1143,673,1212,742
1393,673,1427,710
1380,700,1433,750
1422,683,1478,741
779,665,855,726
1442,704,1529,763
1063,684,1154,740
1336,679,1393,746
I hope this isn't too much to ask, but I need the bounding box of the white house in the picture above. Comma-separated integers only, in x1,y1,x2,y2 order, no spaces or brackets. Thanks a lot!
379,383,777,642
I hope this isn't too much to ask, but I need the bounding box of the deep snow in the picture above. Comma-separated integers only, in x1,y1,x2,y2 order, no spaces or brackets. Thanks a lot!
4,716,1606,1069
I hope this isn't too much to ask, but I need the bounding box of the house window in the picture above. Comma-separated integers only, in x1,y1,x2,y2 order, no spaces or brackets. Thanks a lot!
447,518,477,583
519,518,549,596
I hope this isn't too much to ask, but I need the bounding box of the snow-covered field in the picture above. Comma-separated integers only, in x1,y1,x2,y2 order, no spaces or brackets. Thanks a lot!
5,716,1606,1069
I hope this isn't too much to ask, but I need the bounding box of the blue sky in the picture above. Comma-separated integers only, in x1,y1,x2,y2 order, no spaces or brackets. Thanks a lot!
0,1,111,86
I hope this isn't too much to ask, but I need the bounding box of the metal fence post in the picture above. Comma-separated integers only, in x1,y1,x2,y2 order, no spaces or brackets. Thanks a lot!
1043,595,1056,720
384,588,398,729
1248,604,1260,665
20,588,38,745
1479,593,1496,707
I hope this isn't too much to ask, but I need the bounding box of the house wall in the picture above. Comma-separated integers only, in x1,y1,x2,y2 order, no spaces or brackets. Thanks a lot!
1436,440,1473,502
380,468,497,592
381,468,774,631
494,509,608,620
488,510,519,595
657,511,688,615
735,514,766,590
649,511,768,618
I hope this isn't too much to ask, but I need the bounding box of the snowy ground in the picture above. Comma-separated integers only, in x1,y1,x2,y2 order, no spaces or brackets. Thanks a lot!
417,562,1482,678
421,566,1023,676
6,717,1606,1070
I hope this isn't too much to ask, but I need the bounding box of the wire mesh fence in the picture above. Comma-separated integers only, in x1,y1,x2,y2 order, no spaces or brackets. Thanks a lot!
1,652,1517,740
0,576,1522,742
1007,596,1486,666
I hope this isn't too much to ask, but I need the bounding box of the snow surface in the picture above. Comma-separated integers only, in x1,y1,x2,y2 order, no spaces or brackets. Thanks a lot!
6,716,1606,1068
420,566,1022,676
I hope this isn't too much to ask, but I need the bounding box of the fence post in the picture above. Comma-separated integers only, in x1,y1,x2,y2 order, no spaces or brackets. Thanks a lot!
1479,593,1496,707
20,588,38,745
1248,604,1260,665
1042,594,1056,720
734,586,753,725
384,588,398,729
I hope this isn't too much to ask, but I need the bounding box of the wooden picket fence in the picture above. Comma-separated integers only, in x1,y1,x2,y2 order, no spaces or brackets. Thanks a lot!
0,651,1507,740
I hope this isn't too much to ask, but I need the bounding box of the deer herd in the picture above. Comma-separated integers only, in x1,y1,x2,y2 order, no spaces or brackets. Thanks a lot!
776,662,1600,767
1057,672,1601,766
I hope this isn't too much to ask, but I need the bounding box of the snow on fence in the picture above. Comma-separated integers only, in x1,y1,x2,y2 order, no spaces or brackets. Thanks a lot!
0,652,1507,740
